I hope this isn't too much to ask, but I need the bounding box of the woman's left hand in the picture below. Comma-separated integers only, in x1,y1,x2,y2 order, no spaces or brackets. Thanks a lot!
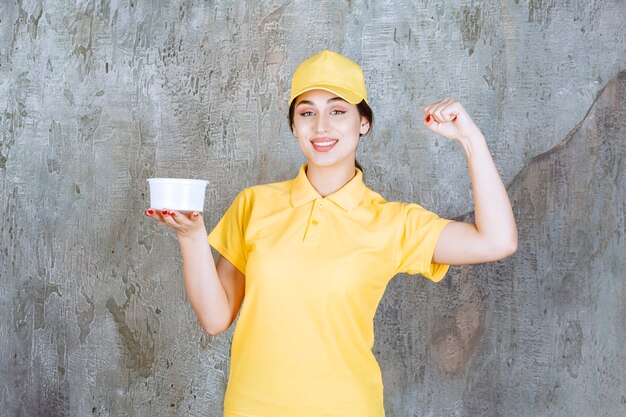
423,98,483,142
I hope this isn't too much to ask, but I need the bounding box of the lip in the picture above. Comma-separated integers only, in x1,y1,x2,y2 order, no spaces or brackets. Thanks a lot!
310,137,338,152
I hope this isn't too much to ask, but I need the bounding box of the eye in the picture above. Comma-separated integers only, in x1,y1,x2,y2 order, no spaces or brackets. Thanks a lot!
299,111,315,117
330,109,347,115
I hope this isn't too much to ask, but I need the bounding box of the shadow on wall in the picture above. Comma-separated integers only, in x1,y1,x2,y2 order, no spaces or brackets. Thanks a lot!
447,70,624,414
380,70,625,416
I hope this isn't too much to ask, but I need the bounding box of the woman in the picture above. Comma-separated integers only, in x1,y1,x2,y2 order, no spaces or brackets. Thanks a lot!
146,50,517,417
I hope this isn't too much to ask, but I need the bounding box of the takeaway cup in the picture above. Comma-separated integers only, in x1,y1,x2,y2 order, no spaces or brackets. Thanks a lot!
147,178,209,212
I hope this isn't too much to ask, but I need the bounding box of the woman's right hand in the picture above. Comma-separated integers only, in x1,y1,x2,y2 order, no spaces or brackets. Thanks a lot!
145,208,206,238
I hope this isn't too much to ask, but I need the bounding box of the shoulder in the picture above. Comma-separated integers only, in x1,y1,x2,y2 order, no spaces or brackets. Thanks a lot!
234,177,292,209
360,185,388,206
357,187,410,224
359,187,441,225
244,177,291,198
360,187,409,214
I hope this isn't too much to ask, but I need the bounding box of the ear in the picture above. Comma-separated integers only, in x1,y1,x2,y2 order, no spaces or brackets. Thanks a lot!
359,117,371,136
291,124,298,139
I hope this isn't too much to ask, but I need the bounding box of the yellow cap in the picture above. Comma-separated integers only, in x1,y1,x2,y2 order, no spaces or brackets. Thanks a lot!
289,50,368,105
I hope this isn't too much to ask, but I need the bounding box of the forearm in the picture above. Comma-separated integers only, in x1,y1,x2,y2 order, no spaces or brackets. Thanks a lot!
458,132,518,253
424,99,517,264
177,230,231,334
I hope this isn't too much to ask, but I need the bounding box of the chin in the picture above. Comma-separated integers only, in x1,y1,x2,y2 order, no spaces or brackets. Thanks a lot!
306,156,353,169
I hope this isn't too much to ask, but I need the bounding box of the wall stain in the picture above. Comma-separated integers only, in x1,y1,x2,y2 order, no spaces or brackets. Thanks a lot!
47,120,63,174
459,6,482,56
63,88,75,106
559,319,583,378
12,279,33,341
76,289,95,345
0,112,9,169
12,71,31,131
12,271,61,338
37,381,70,417
34,268,61,330
27,0,43,40
528,0,556,25
66,9,95,80
432,301,484,376
106,288,155,378
78,107,102,142
8,2,27,58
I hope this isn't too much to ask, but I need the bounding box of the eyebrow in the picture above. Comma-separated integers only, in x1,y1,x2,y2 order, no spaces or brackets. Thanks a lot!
295,97,348,107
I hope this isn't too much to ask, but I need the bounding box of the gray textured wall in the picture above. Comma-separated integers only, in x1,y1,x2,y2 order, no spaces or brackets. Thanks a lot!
1,1,624,416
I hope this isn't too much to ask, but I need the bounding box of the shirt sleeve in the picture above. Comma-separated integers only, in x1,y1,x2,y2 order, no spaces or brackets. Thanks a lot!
207,189,250,275
393,202,454,282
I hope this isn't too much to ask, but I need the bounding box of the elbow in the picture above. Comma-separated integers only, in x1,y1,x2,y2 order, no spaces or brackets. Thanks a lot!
480,232,518,262
488,222,518,260
504,238,518,258
203,327,224,336
199,317,232,336
495,236,518,260
202,323,228,336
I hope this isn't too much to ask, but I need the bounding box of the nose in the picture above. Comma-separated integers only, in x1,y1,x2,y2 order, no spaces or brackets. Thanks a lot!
314,112,330,133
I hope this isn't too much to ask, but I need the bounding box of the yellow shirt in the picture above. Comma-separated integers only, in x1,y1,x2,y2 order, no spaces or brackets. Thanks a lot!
208,165,452,417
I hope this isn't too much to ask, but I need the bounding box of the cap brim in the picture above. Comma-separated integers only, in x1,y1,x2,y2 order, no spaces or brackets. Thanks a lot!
289,84,365,105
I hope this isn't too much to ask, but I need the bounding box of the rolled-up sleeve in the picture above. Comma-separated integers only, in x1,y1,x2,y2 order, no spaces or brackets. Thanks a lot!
393,203,453,282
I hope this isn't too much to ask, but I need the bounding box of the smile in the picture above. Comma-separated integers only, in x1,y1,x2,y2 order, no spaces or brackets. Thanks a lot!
313,140,336,146
310,139,338,152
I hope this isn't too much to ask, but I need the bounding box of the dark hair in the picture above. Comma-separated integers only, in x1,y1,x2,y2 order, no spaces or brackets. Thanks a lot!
288,99,373,174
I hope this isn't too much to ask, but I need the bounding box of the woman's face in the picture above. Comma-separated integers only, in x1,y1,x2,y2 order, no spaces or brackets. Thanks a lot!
291,89,370,170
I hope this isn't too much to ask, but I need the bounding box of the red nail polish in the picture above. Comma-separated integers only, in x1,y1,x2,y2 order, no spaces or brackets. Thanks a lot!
425,114,431,123
147,208,154,215
170,211,176,217
161,209,168,215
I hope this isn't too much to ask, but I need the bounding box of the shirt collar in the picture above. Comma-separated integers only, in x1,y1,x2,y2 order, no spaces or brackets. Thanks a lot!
290,164,366,211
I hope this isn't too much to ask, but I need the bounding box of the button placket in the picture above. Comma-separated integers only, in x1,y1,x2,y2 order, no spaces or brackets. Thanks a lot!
303,199,327,246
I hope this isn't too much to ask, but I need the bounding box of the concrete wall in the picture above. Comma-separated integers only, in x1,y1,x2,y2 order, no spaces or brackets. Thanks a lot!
1,1,624,416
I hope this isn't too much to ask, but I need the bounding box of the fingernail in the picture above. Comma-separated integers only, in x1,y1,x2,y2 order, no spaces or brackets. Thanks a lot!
192,212,199,217
425,114,431,123
161,209,168,215
170,211,176,217
147,208,154,215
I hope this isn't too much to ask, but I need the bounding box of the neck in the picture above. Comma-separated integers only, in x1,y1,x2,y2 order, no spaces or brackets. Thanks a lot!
306,163,356,197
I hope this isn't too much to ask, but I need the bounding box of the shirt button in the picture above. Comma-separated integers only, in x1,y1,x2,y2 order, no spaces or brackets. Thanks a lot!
312,220,319,225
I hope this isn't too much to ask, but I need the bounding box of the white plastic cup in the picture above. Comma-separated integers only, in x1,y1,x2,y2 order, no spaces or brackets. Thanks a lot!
147,178,209,212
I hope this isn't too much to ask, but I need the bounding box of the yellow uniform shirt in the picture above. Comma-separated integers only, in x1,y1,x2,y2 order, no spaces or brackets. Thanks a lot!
208,165,452,417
